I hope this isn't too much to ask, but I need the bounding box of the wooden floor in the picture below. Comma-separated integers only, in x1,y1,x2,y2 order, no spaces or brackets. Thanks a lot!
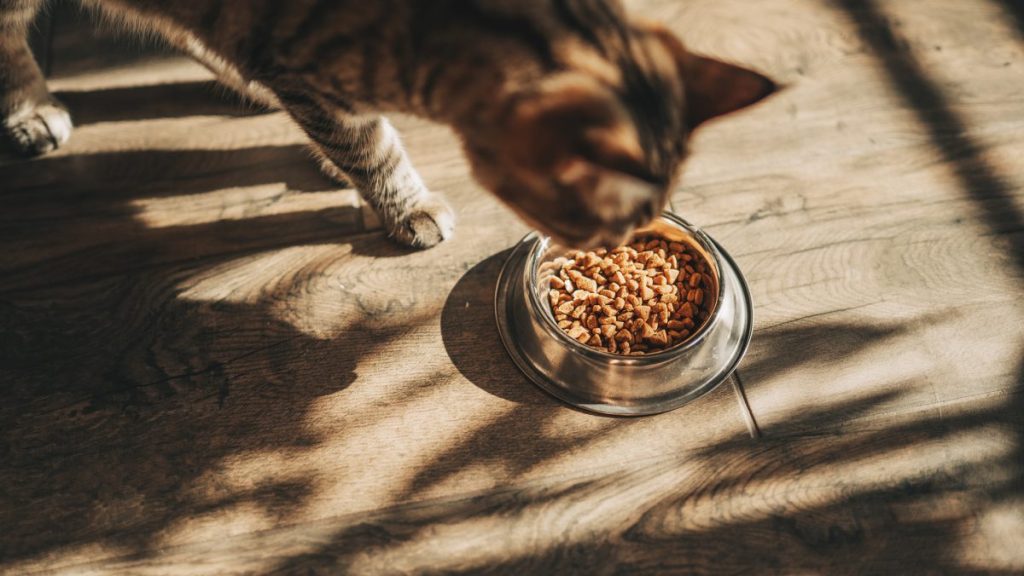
2,1,1023,574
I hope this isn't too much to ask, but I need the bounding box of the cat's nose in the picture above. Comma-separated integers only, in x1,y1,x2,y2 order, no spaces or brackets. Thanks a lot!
630,194,661,230
639,196,657,223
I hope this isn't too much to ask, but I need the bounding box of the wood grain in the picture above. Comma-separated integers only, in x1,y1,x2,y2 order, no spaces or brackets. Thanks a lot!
1,9,751,573
16,420,1021,575
2,0,1023,573
657,0,1024,434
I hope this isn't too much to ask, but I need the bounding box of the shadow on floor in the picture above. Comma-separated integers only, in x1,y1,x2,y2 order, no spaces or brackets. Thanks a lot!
0,144,374,294
258,352,1022,574
997,0,1024,39
0,77,413,565
259,2,1024,573
54,80,270,126
3,2,1023,572
440,248,550,407
0,192,410,564
834,0,1024,519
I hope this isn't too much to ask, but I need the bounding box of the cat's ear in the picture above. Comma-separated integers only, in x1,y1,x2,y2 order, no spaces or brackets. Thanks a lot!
680,52,777,128
645,24,776,128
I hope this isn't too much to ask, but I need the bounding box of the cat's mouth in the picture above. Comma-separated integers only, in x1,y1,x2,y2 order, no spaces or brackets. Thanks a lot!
539,215,646,251
587,227,640,250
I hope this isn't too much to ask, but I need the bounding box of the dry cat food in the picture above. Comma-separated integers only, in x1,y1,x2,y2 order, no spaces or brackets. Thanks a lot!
545,236,713,355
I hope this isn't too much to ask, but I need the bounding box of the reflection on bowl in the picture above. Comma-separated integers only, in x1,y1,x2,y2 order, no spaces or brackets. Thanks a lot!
494,212,753,416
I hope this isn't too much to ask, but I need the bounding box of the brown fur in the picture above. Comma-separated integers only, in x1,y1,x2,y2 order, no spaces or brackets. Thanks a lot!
1,0,776,248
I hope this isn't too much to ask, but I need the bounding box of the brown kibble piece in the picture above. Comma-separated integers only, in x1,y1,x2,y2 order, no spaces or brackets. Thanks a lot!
549,289,560,307
648,330,669,346
642,322,656,339
631,318,646,333
576,276,598,292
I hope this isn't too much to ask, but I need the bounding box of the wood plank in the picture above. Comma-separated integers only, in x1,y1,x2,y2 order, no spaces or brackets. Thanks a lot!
0,213,751,570
3,0,1021,573
1,8,753,570
14,419,1021,575
656,0,1024,434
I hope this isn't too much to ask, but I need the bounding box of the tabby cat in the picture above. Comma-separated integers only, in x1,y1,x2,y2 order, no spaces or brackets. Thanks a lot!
0,0,775,248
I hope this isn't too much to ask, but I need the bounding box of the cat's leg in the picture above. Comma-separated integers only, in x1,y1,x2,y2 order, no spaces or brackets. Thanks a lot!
0,0,72,155
283,102,455,248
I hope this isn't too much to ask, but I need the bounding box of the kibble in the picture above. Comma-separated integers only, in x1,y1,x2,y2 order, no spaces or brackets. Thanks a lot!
545,236,713,355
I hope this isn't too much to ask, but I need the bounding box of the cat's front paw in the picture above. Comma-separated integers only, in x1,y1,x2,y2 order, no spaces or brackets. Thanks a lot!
2,97,73,156
388,193,455,249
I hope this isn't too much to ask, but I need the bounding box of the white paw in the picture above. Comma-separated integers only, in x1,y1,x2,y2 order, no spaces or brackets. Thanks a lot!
389,194,456,249
3,98,73,156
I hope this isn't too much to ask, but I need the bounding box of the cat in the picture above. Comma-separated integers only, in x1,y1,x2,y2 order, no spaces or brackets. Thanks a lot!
0,0,776,249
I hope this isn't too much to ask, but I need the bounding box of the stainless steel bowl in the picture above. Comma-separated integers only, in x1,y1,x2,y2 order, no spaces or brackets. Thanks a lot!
494,212,753,416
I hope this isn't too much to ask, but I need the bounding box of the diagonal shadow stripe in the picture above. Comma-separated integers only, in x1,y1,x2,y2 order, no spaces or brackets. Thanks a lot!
831,0,1023,508
832,0,1024,273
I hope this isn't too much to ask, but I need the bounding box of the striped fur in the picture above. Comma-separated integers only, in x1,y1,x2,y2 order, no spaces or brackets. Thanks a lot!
0,0,775,248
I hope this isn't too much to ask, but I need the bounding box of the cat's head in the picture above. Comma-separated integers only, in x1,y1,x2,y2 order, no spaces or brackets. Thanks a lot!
461,21,776,248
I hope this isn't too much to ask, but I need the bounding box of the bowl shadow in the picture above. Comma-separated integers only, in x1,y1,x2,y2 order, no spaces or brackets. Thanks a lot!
440,248,553,406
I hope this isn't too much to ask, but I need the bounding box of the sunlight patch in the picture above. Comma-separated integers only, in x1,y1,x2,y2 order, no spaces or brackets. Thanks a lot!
131,186,361,229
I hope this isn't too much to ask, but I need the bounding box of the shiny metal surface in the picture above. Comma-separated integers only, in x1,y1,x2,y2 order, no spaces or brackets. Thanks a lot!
494,212,753,416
